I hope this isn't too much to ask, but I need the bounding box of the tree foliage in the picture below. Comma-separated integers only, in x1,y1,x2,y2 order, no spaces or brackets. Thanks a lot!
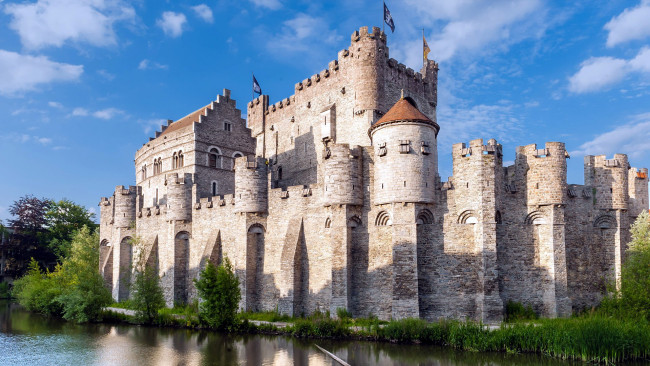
130,237,165,323
601,211,650,320
8,195,52,230
46,199,97,259
11,227,112,322
194,257,241,330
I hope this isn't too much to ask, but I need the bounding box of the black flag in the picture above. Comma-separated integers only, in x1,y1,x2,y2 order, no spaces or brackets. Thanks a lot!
252,74,262,95
384,2,395,33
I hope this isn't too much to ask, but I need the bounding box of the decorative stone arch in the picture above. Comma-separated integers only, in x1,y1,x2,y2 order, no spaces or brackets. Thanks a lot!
594,214,617,229
525,211,547,225
231,151,244,169
375,211,391,226
174,231,190,305
118,236,133,301
416,209,434,225
246,224,266,312
458,210,478,224
324,217,332,228
347,215,362,229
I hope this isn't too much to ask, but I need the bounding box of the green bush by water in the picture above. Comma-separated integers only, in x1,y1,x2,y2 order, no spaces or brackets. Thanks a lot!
194,257,241,330
505,301,538,322
0,282,11,299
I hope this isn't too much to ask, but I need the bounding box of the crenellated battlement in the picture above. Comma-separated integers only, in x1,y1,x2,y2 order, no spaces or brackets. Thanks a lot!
585,154,629,210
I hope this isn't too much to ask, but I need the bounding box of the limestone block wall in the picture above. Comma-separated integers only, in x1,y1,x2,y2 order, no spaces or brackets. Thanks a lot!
322,144,363,206
585,154,629,210
234,156,268,213
628,167,649,219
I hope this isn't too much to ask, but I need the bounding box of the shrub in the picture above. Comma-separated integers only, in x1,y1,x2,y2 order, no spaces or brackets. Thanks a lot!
12,227,112,322
505,300,538,322
336,307,352,320
131,265,166,323
292,317,350,338
194,257,241,330
0,281,11,299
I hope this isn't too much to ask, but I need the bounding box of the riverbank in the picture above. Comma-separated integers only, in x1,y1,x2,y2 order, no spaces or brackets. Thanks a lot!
100,306,650,364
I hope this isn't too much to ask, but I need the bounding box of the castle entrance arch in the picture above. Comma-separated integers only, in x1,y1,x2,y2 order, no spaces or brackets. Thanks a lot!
246,224,265,312
175,231,190,304
118,237,133,301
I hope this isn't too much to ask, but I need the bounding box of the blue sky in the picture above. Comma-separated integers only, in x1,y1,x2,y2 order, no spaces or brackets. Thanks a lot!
0,0,649,222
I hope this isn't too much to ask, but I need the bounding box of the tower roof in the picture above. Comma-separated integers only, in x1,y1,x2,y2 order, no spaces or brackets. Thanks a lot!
369,97,439,135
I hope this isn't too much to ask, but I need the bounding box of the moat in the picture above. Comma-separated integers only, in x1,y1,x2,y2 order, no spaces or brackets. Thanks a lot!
0,301,620,366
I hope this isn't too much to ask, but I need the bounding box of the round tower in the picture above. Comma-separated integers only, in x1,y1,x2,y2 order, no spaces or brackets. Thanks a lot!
520,142,567,206
323,144,363,206
235,156,268,213
349,26,386,123
113,185,137,228
166,173,191,221
369,96,439,205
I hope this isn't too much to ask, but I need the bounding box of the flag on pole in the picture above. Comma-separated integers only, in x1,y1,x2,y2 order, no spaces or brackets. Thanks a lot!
383,2,395,33
423,31,431,64
252,74,262,95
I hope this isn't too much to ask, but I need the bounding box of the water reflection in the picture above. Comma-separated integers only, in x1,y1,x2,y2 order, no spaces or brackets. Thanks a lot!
0,301,617,365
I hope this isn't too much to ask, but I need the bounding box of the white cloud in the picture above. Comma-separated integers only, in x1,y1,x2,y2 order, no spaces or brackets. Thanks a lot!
4,0,136,50
269,14,341,55
72,107,89,116
400,0,544,63
572,113,650,160
138,59,168,70
568,47,650,93
605,0,650,47
139,118,166,134
157,11,186,38
36,137,52,145
2,133,54,146
48,101,63,108
250,0,281,10
568,57,629,93
191,4,213,23
97,69,115,80
92,108,123,119
0,50,83,96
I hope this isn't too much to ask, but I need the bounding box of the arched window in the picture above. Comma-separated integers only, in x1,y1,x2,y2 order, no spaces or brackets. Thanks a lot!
211,181,218,196
209,148,221,168
325,217,332,228
375,211,391,226
172,152,178,169
157,158,162,173
178,151,184,167
278,166,283,180
416,209,434,225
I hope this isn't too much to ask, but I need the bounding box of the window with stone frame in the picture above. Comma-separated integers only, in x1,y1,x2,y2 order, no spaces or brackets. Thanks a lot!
178,151,184,167
399,140,410,154
209,148,222,168
224,121,232,132
378,142,387,156
172,152,178,169
421,141,430,155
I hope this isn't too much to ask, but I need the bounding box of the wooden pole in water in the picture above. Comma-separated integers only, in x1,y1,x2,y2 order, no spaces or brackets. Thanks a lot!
315,344,351,366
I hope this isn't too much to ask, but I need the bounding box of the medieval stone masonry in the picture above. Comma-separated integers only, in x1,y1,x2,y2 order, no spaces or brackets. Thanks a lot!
99,26,648,322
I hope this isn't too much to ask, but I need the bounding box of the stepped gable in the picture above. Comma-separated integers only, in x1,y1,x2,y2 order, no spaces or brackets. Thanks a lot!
159,102,211,137
369,96,439,134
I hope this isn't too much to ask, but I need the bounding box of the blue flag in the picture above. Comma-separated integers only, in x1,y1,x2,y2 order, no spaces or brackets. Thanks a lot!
253,74,262,95
384,2,395,33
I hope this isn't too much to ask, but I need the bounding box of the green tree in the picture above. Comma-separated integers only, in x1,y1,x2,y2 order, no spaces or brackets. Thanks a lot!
55,226,113,322
194,257,241,330
131,265,165,323
46,199,98,259
7,195,55,274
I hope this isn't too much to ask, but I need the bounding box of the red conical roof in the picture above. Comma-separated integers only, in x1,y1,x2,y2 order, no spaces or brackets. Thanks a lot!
369,97,439,135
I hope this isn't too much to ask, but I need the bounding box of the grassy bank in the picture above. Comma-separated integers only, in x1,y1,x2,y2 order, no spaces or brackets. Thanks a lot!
100,304,650,364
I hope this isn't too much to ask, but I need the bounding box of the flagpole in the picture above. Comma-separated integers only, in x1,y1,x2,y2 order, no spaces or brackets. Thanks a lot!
382,2,385,34
422,28,425,69
251,72,254,102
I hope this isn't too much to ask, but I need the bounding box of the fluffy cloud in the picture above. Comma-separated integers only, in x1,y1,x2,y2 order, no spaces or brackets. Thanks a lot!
268,13,341,55
92,108,123,119
72,107,88,116
138,59,168,70
572,113,650,159
191,4,213,23
605,0,650,47
0,50,83,96
4,0,136,50
250,0,281,10
400,0,545,64
1,133,53,146
48,101,63,108
568,47,650,93
157,11,186,38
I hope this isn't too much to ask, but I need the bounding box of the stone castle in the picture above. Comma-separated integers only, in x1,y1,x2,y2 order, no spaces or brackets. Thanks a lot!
99,26,649,322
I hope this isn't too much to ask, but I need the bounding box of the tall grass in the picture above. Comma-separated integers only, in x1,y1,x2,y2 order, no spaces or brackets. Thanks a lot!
368,316,650,363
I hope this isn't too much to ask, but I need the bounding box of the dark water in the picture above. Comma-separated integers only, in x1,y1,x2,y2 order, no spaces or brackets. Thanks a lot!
0,301,586,366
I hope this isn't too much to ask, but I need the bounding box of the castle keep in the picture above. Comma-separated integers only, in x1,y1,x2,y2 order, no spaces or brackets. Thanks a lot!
99,26,649,322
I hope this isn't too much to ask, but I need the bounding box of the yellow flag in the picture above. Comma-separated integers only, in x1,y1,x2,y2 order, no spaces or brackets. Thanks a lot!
423,32,431,63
